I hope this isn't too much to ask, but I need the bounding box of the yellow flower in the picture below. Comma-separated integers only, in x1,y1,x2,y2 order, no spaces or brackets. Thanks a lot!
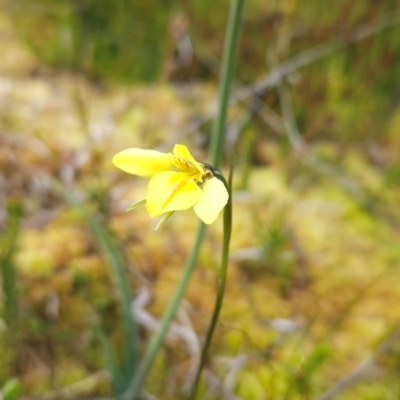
113,144,229,225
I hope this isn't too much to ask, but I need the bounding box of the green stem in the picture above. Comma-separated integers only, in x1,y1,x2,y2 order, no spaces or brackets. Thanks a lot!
210,0,245,168
189,0,244,389
120,223,206,400
122,0,244,397
190,169,233,398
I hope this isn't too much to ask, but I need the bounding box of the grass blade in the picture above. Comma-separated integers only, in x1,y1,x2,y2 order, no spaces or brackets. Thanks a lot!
1,199,22,332
53,180,137,395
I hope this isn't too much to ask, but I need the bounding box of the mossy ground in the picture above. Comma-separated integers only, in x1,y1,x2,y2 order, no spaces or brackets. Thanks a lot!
1,7,400,400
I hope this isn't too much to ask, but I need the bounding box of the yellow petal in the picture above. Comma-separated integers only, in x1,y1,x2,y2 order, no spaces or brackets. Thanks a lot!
113,148,174,177
173,144,204,174
146,171,202,217
194,177,229,224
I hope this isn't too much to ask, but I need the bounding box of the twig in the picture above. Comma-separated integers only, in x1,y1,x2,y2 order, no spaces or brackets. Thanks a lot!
119,223,206,400
223,355,248,391
132,287,201,389
38,370,110,400
276,74,381,210
204,369,243,400
317,329,400,400
236,7,400,102
276,79,306,152
164,8,400,146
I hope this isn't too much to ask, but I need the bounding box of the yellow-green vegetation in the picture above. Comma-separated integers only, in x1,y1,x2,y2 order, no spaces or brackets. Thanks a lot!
2,1,400,399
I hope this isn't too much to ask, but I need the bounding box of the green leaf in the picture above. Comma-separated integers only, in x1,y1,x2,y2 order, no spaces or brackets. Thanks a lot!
127,198,147,212
154,211,174,231
2,378,22,400
52,180,137,396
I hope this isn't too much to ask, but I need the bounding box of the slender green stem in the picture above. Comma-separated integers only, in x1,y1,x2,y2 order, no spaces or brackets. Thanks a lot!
119,223,206,400
121,0,244,397
210,0,245,168
190,168,233,398
190,0,244,390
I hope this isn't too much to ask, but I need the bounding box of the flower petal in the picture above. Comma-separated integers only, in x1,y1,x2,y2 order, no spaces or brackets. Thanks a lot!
173,144,204,174
146,171,202,217
194,177,229,224
113,148,174,177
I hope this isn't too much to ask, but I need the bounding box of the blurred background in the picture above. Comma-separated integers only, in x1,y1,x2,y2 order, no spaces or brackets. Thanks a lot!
1,0,400,399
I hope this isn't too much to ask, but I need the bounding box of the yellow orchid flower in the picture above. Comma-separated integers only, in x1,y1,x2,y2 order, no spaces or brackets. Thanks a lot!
113,144,229,225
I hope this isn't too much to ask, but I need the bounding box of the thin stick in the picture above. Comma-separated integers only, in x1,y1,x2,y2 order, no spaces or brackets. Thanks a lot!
190,167,233,398
162,7,400,147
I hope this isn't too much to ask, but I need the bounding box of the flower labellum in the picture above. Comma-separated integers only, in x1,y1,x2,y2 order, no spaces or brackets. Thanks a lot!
113,144,229,225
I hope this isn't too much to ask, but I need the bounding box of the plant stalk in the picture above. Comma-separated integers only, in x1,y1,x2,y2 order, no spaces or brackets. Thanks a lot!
122,0,244,396
190,168,233,398
120,223,206,400
210,0,245,168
